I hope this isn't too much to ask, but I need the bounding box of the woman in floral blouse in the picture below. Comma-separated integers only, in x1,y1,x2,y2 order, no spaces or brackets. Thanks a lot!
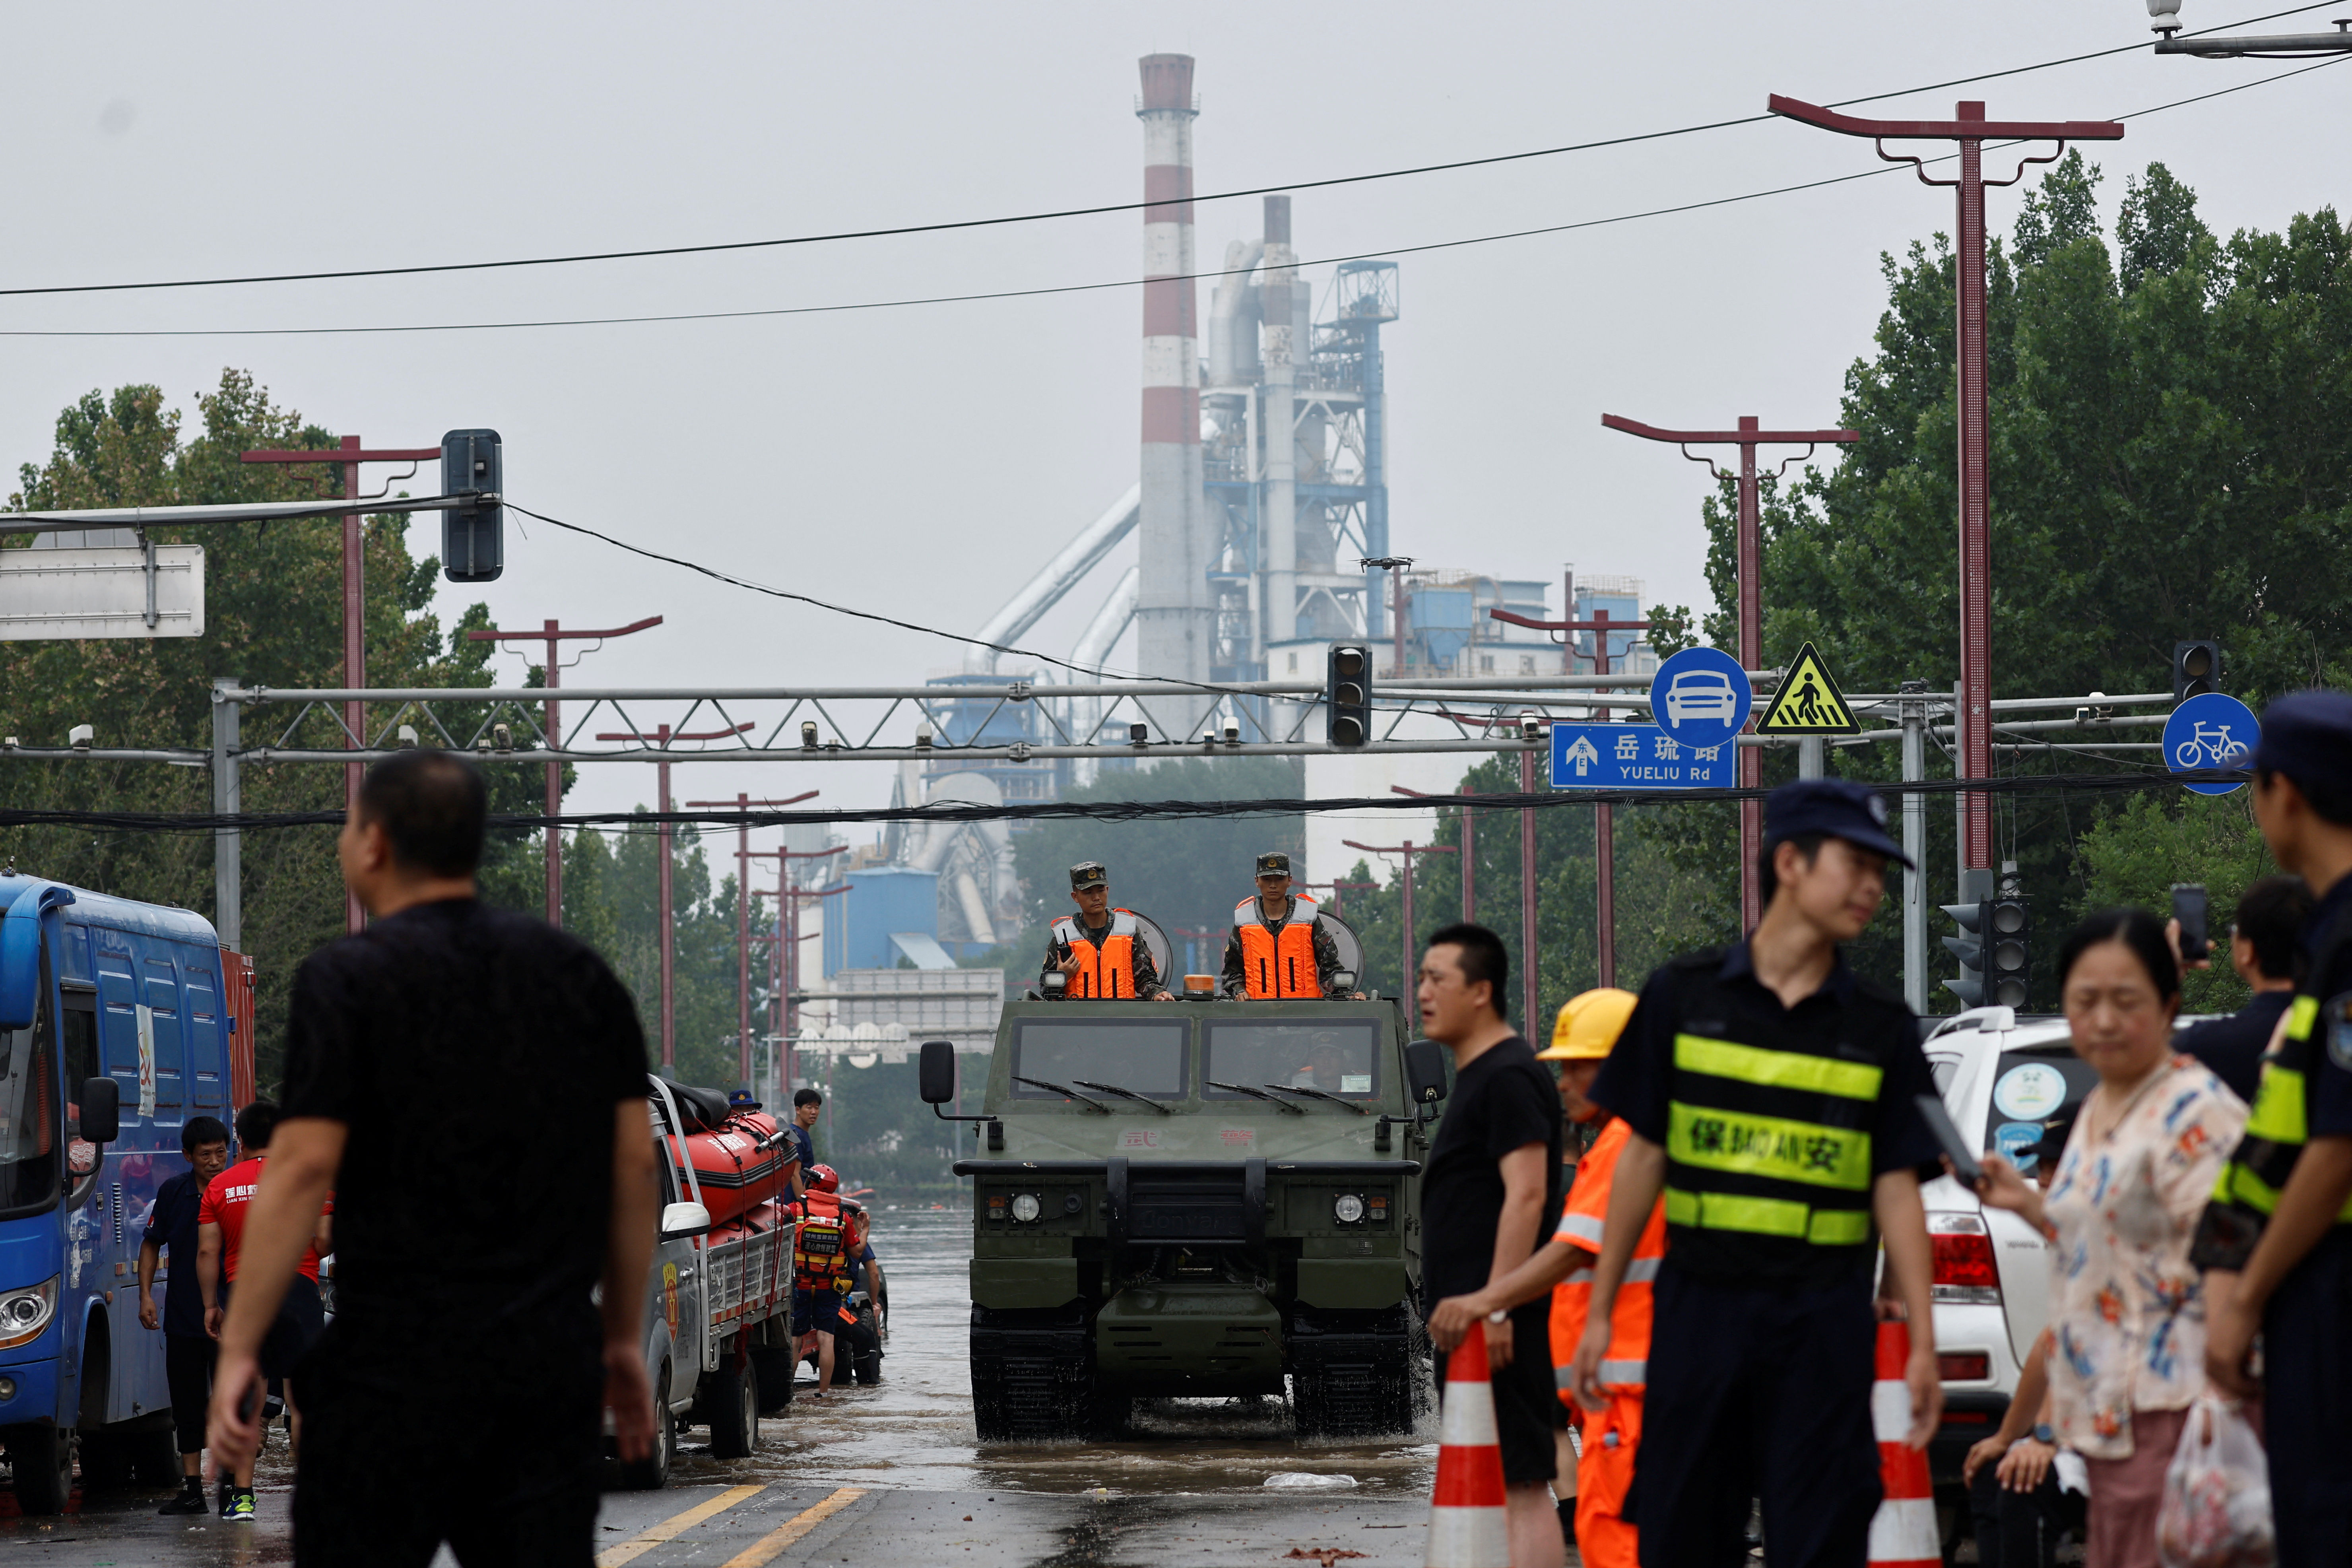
1971,907,2247,1568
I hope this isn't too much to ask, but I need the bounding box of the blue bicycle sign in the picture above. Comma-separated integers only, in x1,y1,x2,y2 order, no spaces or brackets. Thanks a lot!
2163,692,2260,797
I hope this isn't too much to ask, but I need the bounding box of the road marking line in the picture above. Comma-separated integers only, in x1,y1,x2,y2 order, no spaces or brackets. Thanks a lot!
596,1483,768,1567
721,1488,867,1568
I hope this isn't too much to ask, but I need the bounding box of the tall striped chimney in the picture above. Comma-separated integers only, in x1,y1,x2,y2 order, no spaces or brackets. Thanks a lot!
1135,54,1213,729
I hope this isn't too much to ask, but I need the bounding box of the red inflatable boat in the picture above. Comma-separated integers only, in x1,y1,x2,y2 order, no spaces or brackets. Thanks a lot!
656,1083,792,1226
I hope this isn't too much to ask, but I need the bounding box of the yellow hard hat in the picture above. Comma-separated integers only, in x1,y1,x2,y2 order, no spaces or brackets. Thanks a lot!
1538,988,1639,1062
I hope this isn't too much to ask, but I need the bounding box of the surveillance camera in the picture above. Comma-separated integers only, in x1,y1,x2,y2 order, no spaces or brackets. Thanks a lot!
396,724,420,749
1519,712,1543,740
915,723,933,749
1223,724,1240,745
491,723,514,753
801,722,820,751
68,724,94,751
1129,722,1149,747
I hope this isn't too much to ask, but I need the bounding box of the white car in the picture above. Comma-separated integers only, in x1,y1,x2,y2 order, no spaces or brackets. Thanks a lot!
1662,668,1739,726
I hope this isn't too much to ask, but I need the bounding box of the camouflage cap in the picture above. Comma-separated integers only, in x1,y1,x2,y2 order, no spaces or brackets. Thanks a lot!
1256,852,1292,877
1069,861,1109,890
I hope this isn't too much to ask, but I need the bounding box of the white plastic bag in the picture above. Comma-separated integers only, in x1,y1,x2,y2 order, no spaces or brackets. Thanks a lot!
2157,1395,2275,1568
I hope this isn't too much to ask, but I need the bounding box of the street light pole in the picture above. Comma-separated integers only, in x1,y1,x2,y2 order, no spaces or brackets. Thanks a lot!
239,437,441,933
750,844,847,1094
1600,413,1860,933
1343,838,1457,996
1766,96,2121,893
596,723,755,1069
469,615,662,923
684,791,821,1087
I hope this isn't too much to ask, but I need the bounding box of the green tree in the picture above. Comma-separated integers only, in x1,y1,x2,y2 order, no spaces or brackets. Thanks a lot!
0,371,545,1083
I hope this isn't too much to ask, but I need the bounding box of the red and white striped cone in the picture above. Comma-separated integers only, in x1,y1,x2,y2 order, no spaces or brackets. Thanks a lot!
1869,1320,1940,1568
1427,1320,1511,1568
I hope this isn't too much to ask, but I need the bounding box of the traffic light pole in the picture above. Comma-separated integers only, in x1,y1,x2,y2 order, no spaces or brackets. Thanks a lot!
1768,96,2122,893
1900,684,1931,1011
469,615,662,923
239,439,442,933
1601,414,1858,933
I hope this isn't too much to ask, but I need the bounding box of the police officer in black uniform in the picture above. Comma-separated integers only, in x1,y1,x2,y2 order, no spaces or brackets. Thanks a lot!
2195,691,2352,1568
1569,779,1945,1568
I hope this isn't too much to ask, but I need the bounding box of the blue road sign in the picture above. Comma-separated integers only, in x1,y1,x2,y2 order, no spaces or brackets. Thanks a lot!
1552,723,1736,790
1648,646,1754,753
2164,692,2259,796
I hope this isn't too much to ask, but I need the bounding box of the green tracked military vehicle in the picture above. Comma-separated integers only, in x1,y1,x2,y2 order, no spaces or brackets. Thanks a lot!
920,997,1450,1442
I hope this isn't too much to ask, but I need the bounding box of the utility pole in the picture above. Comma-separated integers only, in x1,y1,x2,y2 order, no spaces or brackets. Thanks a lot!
469,615,662,922
1899,681,1932,1011
1359,557,1416,677
1767,96,2120,897
1344,838,1456,997
239,437,440,933
596,723,755,1069
1492,579,1653,986
684,792,821,1087
1601,413,1859,933
749,843,846,1095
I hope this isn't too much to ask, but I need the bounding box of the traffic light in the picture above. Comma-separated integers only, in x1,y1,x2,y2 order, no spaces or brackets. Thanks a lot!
1941,899,1987,1007
1985,892,2030,1009
2172,640,2221,702
1327,644,1371,746
441,429,503,582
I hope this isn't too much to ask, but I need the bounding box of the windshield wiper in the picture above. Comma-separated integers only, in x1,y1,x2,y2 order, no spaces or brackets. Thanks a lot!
1263,1082,1368,1114
1012,1075,1112,1113
1207,1080,1305,1114
1071,1079,1174,1114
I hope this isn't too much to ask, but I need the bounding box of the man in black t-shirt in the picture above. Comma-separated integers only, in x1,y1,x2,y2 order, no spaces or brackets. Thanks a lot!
135,1114,231,1516
1416,921,1564,1568
2172,873,2309,1102
208,751,656,1568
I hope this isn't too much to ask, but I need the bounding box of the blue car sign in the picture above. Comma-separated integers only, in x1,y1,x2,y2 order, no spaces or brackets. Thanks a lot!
1647,646,1753,753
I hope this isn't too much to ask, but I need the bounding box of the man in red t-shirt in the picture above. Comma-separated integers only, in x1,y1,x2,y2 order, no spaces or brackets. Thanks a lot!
198,1101,332,1523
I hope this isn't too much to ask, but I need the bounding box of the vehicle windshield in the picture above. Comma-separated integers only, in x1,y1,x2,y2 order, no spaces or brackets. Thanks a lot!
1204,1020,1381,1099
1981,1047,2099,1176
0,1013,58,1216
1010,1018,1189,1100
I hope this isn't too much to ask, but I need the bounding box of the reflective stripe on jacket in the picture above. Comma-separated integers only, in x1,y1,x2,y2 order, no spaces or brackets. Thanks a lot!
1550,1116,1667,1399
1234,894,1323,999
1052,910,1142,999
1660,1030,1879,1251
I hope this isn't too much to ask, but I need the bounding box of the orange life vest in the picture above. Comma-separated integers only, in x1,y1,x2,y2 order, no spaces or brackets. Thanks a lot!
1233,894,1324,999
1549,1116,1667,1399
1052,910,1143,998
793,1193,855,1294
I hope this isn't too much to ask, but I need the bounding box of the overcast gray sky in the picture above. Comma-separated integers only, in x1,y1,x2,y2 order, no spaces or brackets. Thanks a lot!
4,1,2342,824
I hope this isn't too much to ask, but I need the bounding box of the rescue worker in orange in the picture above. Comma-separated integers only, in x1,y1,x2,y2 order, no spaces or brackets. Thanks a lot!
1042,861,1174,1000
1429,987,1659,1568
1219,852,1362,999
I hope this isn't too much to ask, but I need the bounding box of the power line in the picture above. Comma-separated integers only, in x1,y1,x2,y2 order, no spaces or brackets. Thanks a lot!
10,52,2344,342
0,4,2331,306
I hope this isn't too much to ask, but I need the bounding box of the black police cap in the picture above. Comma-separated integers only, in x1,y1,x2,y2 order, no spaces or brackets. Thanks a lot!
2253,690,2352,790
1763,778,1915,868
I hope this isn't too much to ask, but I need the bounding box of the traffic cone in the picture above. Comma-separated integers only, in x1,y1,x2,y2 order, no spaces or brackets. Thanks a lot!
1427,1320,1511,1568
1868,1320,1941,1568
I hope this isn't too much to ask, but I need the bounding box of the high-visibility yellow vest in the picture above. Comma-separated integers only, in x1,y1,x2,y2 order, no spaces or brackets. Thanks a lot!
1661,1029,1881,1253
2203,964,2352,1263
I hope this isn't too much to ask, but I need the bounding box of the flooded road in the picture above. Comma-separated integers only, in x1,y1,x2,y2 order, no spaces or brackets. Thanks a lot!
690,1206,1442,1500
0,1206,1448,1565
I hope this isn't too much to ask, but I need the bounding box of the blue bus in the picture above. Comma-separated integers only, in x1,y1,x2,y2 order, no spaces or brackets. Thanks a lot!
0,872,248,1513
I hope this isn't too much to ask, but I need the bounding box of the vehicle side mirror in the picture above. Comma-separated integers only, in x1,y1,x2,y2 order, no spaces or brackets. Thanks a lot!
659,1200,710,1240
79,1076,120,1145
1404,1040,1449,1106
918,1040,957,1104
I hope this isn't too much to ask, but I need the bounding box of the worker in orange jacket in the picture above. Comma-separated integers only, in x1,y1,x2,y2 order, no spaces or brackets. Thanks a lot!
1428,987,1660,1568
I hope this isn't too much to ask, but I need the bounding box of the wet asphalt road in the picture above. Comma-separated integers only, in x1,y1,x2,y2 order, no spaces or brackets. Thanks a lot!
1,1209,1449,1566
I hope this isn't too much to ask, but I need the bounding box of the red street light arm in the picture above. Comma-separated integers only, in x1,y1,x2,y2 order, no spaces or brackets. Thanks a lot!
469,615,665,644
682,790,822,810
595,722,755,744
1601,413,1859,447
1341,839,1457,857
1764,95,2125,143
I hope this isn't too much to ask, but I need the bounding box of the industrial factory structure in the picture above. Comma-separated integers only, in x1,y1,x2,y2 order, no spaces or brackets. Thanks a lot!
784,54,1661,1072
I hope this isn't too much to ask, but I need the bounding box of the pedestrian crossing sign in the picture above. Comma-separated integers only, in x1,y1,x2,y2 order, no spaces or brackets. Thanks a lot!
1753,642,1860,735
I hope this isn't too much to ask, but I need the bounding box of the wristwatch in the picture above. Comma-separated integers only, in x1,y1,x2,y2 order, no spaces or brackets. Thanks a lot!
1486,1308,1510,1325
2031,1423,2056,1446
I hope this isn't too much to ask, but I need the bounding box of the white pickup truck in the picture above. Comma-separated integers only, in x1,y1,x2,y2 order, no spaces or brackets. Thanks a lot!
613,1076,801,1489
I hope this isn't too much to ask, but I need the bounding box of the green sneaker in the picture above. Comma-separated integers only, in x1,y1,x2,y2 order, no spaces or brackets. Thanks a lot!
224,1488,256,1523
